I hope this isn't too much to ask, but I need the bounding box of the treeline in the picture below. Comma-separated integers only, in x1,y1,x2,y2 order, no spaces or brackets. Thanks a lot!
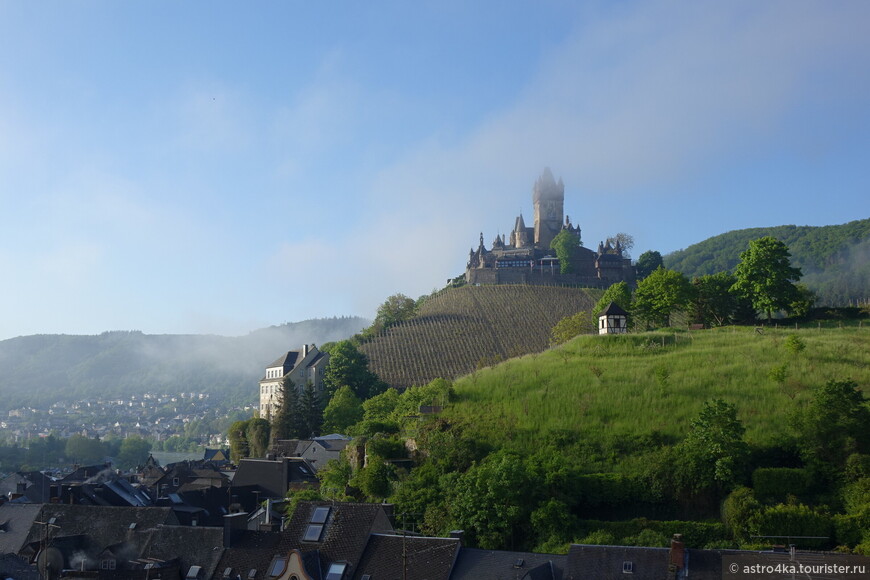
0,433,152,472
575,236,864,338
664,219,870,306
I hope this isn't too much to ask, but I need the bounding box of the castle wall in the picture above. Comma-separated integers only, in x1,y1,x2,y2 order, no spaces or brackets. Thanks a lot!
465,267,612,288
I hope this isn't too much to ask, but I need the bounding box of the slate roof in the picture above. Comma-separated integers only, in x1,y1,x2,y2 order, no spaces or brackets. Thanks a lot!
277,501,394,580
0,471,55,503
21,504,179,558
0,503,43,555
600,302,628,316
263,351,300,378
232,458,317,501
210,529,283,580
353,533,460,580
137,525,226,580
566,544,670,580
450,547,567,580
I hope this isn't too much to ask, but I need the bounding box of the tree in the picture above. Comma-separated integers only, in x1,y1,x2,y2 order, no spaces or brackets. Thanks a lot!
246,418,271,458
632,267,694,328
228,420,250,462
692,272,740,327
677,399,749,494
323,340,385,400
448,450,532,549
117,436,152,470
362,388,401,422
790,283,817,318
299,382,323,438
273,377,302,440
550,311,595,345
372,294,417,333
791,379,870,480
593,281,632,317
354,460,396,501
65,434,105,465
317,458,353,501
635,250,663,280
731,236,802,322
606,232,634,258
322,386,364,434
550,229,580,274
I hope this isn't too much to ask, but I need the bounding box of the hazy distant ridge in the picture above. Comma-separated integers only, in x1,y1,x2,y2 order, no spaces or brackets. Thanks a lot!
0,317,369,411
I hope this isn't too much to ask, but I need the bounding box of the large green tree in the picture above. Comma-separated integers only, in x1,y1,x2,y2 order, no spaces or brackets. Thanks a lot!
593,281,632,316
322,386,363,434
632,267,694,328
272,377,302,440
299,382,323,438
691,272,741,327
373,294,417,333
448,450,532,549
65,434,106,465
677,399,749,495
635,250,663,280
791,379,870,480
323,340,385,400
228,420,250,462
731,236,802,321
550,229,581,274
117,436,152,469
246,418,271,458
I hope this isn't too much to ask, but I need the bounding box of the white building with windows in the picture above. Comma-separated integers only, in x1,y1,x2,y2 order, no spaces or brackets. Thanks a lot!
598,302,629,334
259,344,330,419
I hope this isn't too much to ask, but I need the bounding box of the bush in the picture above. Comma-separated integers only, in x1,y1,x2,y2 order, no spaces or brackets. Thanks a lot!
752,503,833,550
722,487,761,542
576,519,728,548
752,468,810,504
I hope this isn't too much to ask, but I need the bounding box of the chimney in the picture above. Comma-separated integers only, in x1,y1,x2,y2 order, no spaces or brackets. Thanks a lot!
449,530,464,546
223,512,248,548
302,344,309,357
669,534,685,572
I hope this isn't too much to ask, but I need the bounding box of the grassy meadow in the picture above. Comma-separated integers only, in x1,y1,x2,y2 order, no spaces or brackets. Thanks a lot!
443,324,870,469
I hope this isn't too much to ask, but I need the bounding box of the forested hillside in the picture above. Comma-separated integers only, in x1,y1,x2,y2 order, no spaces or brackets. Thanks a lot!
663,219,870,305
0,317,368,411
360,285,598,389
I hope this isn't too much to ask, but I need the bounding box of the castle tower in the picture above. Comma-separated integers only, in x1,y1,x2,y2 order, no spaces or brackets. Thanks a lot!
533,168,565,249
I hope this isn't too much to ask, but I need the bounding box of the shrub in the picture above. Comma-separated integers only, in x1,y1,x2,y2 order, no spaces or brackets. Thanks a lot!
752,468,810,504
752,503,833,550
785,334,806,355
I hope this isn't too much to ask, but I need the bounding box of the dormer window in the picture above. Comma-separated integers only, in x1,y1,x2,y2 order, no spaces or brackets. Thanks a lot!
325,563,347,580
303,506,330,542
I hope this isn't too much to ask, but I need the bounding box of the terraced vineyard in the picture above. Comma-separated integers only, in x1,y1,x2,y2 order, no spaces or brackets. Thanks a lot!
360,285,598,388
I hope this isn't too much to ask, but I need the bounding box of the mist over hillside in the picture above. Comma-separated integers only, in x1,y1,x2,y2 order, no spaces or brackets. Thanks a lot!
0,317,368,411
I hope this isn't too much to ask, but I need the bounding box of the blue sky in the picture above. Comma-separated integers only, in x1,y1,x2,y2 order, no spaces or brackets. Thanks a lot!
1,1,868,340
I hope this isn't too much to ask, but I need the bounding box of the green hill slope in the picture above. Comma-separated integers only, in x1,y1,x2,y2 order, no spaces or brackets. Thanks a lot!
662,219,870,306
360,285,598,389
442,325,870,468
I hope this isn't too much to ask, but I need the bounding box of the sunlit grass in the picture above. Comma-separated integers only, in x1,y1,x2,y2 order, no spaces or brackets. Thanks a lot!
444,325,870,464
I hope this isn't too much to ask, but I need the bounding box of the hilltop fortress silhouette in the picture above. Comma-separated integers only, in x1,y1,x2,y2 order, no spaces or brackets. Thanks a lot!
465,168,635,287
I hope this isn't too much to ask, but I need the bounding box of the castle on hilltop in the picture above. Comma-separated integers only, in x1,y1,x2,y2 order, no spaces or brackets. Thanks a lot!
465,169,635,287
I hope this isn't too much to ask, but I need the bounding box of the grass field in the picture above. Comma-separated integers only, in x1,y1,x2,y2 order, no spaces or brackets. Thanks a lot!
442,324,870,468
